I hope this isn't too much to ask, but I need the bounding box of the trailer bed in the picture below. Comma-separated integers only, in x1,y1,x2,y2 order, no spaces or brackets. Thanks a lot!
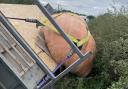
0,4,57,71
0,3,92,89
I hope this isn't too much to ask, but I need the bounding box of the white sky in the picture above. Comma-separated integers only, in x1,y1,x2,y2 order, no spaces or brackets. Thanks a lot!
42,0,128,15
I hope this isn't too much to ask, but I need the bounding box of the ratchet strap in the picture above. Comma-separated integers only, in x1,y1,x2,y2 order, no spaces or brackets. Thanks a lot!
40,13,91,47
7,13,91,47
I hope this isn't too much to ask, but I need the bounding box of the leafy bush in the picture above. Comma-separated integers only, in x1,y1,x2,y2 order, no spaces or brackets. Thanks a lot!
107,39,128,89
55,8,128,89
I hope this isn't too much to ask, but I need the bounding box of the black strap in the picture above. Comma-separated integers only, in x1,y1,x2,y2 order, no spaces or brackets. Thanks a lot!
6,17,44,27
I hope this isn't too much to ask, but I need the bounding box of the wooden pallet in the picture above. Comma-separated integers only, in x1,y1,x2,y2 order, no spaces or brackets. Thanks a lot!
0,4,57,71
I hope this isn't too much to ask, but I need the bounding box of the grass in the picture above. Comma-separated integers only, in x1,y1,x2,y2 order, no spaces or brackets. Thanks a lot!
0,0,128,89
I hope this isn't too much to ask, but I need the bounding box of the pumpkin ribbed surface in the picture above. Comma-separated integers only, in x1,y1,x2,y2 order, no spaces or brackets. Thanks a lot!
39,12,96,76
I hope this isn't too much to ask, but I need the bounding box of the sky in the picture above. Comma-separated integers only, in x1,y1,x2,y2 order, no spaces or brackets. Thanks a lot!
41,0,128,16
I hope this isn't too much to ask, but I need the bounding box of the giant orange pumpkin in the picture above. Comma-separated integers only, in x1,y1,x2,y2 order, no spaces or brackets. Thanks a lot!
39,12,96,76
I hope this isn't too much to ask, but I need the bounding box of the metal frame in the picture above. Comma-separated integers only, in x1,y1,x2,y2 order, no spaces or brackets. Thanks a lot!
0,11,55,79
0,81,7,89
0,1,93,88
0,57,27,89
36,0,92,89
38,52,92,89
36,0,83,58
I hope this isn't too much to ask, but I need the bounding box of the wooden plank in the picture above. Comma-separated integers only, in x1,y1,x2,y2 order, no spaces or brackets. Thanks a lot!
0,4,57,71
0,22,45,89
38,52,57,71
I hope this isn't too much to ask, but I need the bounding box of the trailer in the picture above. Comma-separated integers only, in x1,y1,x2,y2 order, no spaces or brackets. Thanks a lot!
0,0,92,89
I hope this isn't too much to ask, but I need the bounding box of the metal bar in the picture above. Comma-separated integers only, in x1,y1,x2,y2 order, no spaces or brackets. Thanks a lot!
0,32,27,73
0,11,56,79
0,32,30,71
0,32,11,49
0,81,7,89
36,0,83,57
38,52,92,89
0,56,27,89
11,43,33,67
0,53,24,77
